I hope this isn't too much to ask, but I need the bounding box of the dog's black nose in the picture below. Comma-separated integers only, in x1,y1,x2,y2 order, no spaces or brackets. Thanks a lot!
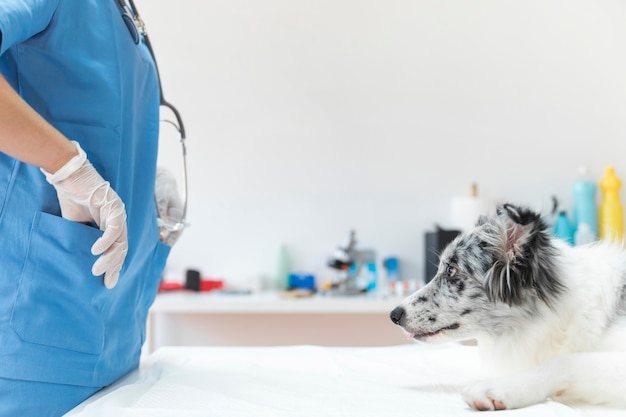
389,306,405,325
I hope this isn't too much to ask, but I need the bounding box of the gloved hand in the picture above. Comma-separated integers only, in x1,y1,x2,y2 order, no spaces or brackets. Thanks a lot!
155,166,184,246
42,141,128,289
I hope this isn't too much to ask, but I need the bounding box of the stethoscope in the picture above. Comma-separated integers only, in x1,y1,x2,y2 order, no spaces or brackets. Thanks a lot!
117,0,188,234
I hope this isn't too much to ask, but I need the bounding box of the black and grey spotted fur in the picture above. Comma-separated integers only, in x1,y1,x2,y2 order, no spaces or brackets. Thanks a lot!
390,203,564,341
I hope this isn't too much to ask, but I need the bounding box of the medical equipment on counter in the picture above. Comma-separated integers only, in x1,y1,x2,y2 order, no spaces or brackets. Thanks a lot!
599,166,624,242
450,182,487,233
325,230,376,295
379,256,399,298
117,0,189,236
573,166,597,239
159,269,224,292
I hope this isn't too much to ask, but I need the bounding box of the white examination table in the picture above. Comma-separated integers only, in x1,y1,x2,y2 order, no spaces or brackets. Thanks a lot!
66,344,624,417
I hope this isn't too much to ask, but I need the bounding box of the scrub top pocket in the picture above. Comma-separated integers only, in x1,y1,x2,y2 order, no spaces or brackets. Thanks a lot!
10,211,107,355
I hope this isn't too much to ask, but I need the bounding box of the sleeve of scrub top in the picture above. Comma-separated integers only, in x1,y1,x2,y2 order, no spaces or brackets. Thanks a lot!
0,0,60,56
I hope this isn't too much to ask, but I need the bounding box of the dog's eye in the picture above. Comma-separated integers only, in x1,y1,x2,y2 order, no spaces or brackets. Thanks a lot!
446,265,457,277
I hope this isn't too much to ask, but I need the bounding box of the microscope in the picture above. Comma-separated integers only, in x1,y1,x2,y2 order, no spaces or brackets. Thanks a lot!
325,230,375,295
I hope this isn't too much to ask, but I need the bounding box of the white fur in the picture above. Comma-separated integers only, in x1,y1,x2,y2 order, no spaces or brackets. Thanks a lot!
466,240,626,410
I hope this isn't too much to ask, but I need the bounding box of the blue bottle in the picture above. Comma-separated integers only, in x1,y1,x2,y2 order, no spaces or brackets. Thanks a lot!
573,166,597,239
554,211,574,245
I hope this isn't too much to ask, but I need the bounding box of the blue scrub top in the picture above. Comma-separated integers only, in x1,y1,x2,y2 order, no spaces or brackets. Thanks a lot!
0,0,170,387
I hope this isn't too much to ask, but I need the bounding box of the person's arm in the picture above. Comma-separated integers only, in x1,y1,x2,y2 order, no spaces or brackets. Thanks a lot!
0,73,77,173
0,73,127,289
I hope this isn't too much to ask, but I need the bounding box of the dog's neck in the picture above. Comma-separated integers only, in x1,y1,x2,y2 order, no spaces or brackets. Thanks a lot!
475,302,569,375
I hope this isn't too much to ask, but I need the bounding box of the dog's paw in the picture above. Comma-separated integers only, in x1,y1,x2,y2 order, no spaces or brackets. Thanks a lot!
462,377,547,411
462,382,509,411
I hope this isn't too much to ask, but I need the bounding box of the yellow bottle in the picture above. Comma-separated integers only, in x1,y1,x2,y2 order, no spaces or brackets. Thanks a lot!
599,166,624,242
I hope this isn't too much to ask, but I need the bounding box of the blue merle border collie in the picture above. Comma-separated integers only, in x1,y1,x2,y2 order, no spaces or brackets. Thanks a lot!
390,203,626,411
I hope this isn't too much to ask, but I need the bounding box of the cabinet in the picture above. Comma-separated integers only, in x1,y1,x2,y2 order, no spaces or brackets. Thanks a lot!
147,292,411,352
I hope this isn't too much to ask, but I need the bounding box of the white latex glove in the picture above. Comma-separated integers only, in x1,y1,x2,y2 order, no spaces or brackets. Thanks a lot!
155,166,184,246
42,141,128,289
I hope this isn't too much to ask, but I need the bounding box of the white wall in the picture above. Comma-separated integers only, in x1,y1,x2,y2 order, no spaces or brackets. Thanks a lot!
140,0,626,287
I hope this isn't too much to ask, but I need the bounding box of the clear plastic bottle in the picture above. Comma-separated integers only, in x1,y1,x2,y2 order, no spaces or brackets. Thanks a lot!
599,166,624,242
574,222,595,246
274,244,290,290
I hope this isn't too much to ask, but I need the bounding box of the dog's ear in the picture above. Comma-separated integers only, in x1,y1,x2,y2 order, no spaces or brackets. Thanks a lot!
496,203,541,228
494,204,538,252
483,204,560,306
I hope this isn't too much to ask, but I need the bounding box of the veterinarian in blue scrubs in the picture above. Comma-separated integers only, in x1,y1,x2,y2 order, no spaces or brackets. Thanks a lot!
0,1,173,415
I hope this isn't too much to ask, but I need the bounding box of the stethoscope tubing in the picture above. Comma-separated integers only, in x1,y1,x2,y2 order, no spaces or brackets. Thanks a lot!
117,0,189,231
